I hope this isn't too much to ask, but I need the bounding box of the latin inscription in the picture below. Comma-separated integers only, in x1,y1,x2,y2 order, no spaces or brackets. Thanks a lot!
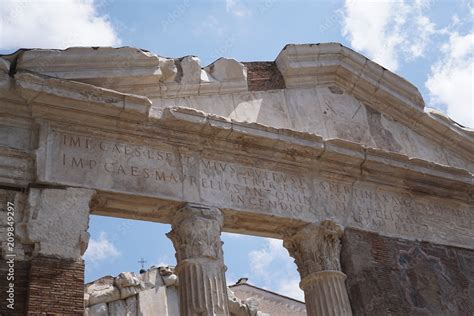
43,131,473,247
59,133,315,216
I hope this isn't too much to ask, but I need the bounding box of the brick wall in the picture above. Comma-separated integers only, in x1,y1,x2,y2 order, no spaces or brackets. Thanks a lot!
27,256,85,315
0,259,30,316
243,62,286,91
341,228,474,315
0,189,29,315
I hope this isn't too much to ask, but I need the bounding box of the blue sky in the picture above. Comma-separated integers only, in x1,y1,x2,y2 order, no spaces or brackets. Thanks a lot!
1,0,473,300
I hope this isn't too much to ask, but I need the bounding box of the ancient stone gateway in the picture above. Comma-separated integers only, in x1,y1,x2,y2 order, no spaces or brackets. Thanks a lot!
0,43,473,315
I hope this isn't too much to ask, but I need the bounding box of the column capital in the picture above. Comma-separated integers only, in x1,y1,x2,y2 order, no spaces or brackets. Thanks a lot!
166,203,225,263
283,221,352,315
167,203,230,315
283,220,344,278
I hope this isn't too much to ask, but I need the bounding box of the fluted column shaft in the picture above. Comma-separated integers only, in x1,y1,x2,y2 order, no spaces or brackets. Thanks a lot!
167,204,230,316
283,221,352,316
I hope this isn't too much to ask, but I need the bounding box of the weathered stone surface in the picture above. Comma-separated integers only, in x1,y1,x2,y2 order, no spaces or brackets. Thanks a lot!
202,58,248,94
126,295,138,316
0,57,9,73
85,293,90,306
108,297,140,316
275,43,424,109
83,265,182,315
14,71,152,117
140,266,164,287
341,228,474,315
167,204,230,315
119,286,141,300
89,303,108,316
165,286,180,316
284,221,352,316
115,272,142,288
284,221,344,276
86,276,120,306
159,266,178,286
205,58,246,82
138,287,169,316
230,90,293,129
108,299,128,316
178,56,202,84
16,187,95,259
115,272,144,299
9,47,167,88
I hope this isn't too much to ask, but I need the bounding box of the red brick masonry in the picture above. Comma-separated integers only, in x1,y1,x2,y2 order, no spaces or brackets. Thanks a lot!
342,228,474,315
26,256,84,315
243,62,286,91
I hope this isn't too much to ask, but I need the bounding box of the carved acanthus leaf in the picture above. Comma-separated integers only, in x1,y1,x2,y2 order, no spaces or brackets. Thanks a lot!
283,220,343,277
166,204,224,262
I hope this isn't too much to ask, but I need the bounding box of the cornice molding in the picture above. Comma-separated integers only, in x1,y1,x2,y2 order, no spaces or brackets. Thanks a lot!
275,43,424,108
14,71,152,118
3,48,248,98
158,107,472,201
275,44,474,161
3,44,472,162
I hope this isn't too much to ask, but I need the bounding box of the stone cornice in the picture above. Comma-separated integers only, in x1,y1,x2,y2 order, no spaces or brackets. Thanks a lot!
5,47,163,81
275,43,474,163
3,44,472,164
159,107,472,202
275,43,424,108
9,79,471,202
2,51,472,202
14,71,152,118
3,48,248,98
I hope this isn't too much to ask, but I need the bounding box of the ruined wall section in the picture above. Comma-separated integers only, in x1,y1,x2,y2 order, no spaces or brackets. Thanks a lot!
342,228,474,315
6,46,472,171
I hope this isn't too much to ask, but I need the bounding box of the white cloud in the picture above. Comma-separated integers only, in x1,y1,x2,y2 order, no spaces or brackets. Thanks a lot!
226,0,251,17
248,238,304,301
84,232,120,264
342,1,473,127
342,0,435,71
426,32,474,128
276,278,304,302
0,0,120,50
249,238,286,276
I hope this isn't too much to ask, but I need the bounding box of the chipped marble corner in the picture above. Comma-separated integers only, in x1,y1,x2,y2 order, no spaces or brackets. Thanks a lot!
15,187,96,260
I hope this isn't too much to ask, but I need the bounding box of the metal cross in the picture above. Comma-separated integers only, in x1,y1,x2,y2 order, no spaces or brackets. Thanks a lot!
138,258,147,269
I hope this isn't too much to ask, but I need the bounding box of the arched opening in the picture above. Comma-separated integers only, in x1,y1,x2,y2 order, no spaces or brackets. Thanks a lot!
84,215,178,315
222,232,306,315
82,216,307,315
85,215,176,282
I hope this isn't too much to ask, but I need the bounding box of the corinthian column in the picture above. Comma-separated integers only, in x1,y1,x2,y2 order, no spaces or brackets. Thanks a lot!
167,204,230,316
283,220,352,316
